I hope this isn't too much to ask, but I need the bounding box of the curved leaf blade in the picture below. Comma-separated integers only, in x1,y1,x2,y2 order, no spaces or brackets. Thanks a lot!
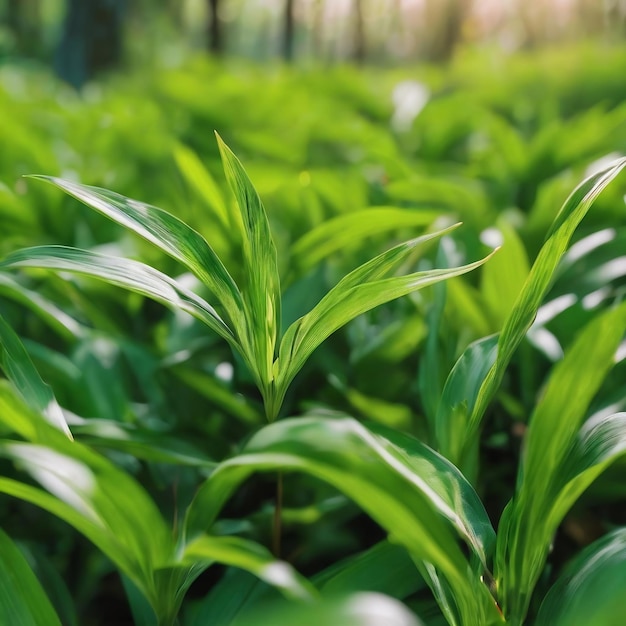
495,302,626,622
536,528,626,626
232,592,424,626
0,246,237,347
216,134,281,395
290,207,440,279
183,535,315,601
185,416,500,624
0,528,62,626
275,226,497,417
0,314,71,439
27,175,245,337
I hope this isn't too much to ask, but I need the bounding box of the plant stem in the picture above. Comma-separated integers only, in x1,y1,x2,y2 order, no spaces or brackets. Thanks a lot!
272,472,283,557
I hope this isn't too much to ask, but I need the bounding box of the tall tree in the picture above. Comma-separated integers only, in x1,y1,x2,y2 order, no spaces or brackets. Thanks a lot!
55,0,126,88
208,0,224,54
352,0,366,63
283,0,296,61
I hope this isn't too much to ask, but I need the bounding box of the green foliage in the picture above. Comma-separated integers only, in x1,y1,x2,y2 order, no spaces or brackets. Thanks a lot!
2,46,626,626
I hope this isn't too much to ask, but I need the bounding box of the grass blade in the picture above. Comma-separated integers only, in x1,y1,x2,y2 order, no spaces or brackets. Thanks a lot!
289,207,440,280
0,384,175,618
439,158,626,468
183,535,315,601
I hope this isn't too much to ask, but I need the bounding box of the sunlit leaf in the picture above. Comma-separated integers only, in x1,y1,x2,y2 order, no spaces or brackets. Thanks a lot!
183,534,315,601
216,133,281,400
185,415,500,625
27,175,246,340
495,302,626,622
0,246,236,347
274,226,497,420
290,207,440,279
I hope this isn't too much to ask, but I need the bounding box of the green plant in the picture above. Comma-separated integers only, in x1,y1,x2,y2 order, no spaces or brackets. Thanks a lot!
1,133,626,626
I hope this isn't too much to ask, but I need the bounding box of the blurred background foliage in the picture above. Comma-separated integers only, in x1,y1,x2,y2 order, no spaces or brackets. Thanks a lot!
2,1,626,625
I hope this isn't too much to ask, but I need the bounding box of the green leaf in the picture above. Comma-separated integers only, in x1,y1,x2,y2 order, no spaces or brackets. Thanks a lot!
185,415,500,625
536,528,626,626
0,273,86,341
27,175,246,341
0,246,236,347
274,225,497,420
173,142,230,228
0,528,62,626
480,219,530,328
495,302,626,623
289,207,439,280
216,133,281,400
0,384,175,619
182,534,315,601
0,313,71,439
314,540,423,599
231,592,423,626
442,157,626,468
435,335,499,464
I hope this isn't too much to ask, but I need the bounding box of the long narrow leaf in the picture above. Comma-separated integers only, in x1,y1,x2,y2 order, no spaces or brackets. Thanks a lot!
28,175,246,337
216,134,281,397
0,314,71,439
495,302,626,622
437,158,626,468
275,225,497,418
0,246,237,347
0,528,62,626
290,207,440,279
184,415,500,624
183,535,315,601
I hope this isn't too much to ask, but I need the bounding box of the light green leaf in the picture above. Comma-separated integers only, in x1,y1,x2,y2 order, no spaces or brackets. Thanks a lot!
183,534,315,602
435,335,499,464
216,133,281,399
442,157,626,468
536,528,626,626
274,226,497,420
232,592,424,626
0,384,175,619
495,302,626,623
480,219,530,328
173,142,230,228
27,175,246,340
0,314,71,439
290,207,440,279
185,415,501,625
0,246,236,347
0,528,62,626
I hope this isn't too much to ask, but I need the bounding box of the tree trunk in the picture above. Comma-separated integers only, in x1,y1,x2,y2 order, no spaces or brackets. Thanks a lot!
352,0,366,63
283,0,296,61
208,0,224,54
55,0,125,88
